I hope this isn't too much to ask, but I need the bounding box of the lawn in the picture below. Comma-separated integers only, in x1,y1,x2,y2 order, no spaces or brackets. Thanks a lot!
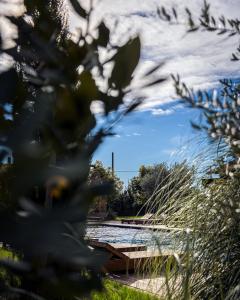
0,247,20,287
0,247,16,260
91,280,160,300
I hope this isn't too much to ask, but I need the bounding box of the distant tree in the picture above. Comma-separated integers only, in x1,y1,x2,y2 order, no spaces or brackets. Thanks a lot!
88,161,123,214
117,190,137,216
140,163,170,201
127,175,145,214
127,162,195,214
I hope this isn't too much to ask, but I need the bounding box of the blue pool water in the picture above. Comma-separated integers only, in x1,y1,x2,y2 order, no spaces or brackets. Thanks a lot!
86,226,184,250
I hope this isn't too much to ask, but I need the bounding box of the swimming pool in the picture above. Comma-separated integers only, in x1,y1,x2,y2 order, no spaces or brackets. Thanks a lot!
86,225,185,250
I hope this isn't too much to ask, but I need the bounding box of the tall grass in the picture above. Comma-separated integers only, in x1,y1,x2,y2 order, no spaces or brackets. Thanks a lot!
137,138,240,299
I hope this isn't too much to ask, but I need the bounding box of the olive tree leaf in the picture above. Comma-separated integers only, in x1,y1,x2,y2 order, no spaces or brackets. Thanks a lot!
76,71,98,102
69,0,87,18
101,93,123,115
109,36,141,90
0,68,18,102
98,22,110,47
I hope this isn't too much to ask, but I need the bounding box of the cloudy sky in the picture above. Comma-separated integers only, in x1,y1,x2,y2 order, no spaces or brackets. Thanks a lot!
69,0,240,110
69,0,240,184
2,0,239,183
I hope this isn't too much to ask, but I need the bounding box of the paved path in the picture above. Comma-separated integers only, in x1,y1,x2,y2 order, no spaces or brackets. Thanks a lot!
88,220,185,232
110,273,181,298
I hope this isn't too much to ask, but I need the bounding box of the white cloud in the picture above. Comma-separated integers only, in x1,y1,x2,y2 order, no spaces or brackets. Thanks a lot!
126,132,142,137
0,1,25,49
151,103,184,116
151,108,174,116
69,0,240,111
90,100,104,114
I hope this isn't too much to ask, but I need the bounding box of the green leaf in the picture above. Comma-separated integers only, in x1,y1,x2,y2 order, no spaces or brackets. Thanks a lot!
102,94,123,114
77,71,98,101
143,62,165,77
187,27,199,32
172,7,178,20
65,40,88,68
0,68,18,102
231,53,239,61
124,99,142,114
190,121,201,130
69,0,87,18
109,36,141,89
98,22,110,47
141,77,166,89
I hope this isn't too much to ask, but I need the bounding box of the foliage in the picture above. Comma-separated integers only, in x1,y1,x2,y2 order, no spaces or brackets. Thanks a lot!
172,75,240,173
154,1,240,299
0,0,165,299
159,1,240,173
126,176,144,214
88,161,123,214
88,161,195,217
0,165,15,212
127,162,195,215
191,177,240,300
156,163,240,300
139,164,169,202
0,247,20,291
157,0,240,178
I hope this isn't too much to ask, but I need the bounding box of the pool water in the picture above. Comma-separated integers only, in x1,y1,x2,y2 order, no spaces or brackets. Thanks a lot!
86,226,185,251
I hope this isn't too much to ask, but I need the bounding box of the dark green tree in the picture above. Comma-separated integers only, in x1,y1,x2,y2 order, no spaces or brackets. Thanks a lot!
88,160,123,215
0,0,165,299
140,163,169,201
126,162,194,215
127,175,145,215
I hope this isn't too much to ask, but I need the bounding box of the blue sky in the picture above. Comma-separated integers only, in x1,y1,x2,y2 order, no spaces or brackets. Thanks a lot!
82,0,240,185
93,103,200,184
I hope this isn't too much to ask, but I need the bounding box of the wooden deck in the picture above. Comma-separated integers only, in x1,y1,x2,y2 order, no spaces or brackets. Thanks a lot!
109,243,147,252
89,240,147,254
88,220,185,232
89,240,182,273
123,250,172,259
122,218,162,225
